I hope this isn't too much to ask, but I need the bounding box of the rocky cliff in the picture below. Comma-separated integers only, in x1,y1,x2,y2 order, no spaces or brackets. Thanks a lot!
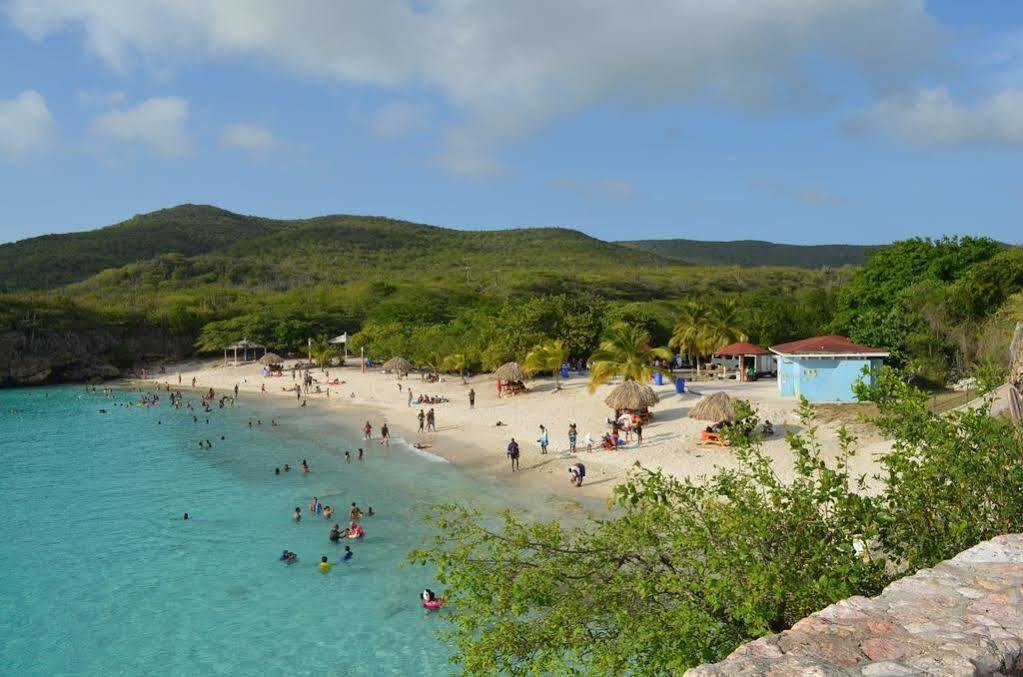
0,327,194,387
687,534,1023,675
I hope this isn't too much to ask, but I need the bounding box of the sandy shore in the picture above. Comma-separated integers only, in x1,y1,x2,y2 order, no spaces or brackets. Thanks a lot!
138,359,892,501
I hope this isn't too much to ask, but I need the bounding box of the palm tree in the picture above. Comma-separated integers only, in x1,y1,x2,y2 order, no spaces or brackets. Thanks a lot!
309,335,337,369
523,340,570,390
441,353,469,383
706,298,748,350
670,302,713,373
588,323,672,393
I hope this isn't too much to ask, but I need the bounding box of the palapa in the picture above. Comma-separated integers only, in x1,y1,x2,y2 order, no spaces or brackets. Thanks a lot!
689,392,736,421
258,352,283,365
604,380,659,410
382,356,412,374
494,362,526,383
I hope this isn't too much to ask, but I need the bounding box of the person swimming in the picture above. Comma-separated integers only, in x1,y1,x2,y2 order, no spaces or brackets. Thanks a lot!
293,507,302,521
421,589,437,603
279,550,298,564
323,505,334,519
367,506,374,517
275,467,280,475
329,524,341,542
318,556,332,572
343,546,352,561
182,513,189,520
283,464,291,472
310,497,320,514
349,503,363,521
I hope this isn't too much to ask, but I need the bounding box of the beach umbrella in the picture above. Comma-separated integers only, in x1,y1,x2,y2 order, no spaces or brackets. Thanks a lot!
688,392,736,421
494,362,526,383
604,380,660,410
258,352,283,365
382,356,412,374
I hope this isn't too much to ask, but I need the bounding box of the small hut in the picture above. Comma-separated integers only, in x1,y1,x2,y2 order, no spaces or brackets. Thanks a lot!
605,380,659,421
494,362,527,395
381,356,412,377
689,392,736,422
258,352,283,366
224,339,266,365
713,342,774,382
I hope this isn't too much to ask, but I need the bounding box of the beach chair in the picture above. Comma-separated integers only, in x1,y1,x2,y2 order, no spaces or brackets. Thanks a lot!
698,430,730,447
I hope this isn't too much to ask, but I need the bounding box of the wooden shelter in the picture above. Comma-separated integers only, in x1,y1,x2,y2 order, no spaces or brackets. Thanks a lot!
689,392,736,421
713,341,773,382
604,380,659,410
258,352,283,366
224,339,266,365
381,356,412,376
494,362,527,395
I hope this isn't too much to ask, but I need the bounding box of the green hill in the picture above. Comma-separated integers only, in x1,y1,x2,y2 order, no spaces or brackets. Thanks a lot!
617,239,880,268
0,205,289,292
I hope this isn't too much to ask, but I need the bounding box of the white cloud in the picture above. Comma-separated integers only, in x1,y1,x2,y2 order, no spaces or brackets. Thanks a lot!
369,102,430,140
75,89,126,107
89,96,190,156
220,123,281,152
0,90,56,159
748,178,844,206
551,177,637,201
849,87,1023,146
6,0,945,172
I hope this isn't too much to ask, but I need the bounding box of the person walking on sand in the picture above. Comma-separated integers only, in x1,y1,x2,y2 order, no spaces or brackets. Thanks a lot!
468,388,475,409
417,409,425,433
407,388,413,407
507,438,520,471
584,432,594,452
427,408,436,432
635,421,643,446
568,423,578,453
537,425,549,455
192,377,197,388
363,421,372,440
380,424,390,446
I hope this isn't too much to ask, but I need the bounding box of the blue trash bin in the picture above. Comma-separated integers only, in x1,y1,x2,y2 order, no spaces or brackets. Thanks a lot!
675,378,686,394
560,366,570,380
654,372,664,386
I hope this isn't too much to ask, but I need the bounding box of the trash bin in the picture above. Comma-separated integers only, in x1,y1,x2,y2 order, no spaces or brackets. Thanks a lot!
675,378,686,394
560,366,570,380
654,372,664,386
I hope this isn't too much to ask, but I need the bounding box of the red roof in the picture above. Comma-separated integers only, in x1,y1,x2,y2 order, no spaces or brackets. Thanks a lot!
713,341,772,357
769,335,888,356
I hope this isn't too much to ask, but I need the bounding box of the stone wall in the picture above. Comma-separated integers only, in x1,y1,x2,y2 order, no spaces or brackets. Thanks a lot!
686,534,1023,676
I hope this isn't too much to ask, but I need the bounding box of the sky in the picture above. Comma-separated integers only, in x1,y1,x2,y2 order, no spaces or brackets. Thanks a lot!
1,1,1023,245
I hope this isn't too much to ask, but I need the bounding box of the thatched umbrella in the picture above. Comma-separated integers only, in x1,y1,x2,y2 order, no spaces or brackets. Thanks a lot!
382,356,412,375
689,392,736,421
258,352,283,365
604,380,660,411
494,362,526,383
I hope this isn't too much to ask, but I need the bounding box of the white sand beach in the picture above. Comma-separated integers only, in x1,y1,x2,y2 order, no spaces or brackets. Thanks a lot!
141,360,893,500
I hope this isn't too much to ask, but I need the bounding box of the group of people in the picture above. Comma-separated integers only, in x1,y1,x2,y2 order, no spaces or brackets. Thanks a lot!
286,501,372,572
416,408,437,433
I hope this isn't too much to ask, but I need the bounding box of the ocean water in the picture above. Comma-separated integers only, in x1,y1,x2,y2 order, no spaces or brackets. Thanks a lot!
0,386,571,675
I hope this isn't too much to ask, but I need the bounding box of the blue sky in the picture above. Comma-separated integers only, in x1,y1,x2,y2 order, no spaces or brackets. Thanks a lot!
1,1,1022,245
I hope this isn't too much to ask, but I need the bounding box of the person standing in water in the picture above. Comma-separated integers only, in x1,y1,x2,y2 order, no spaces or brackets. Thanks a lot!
293,507,302,521
380,424,390,446
344,450,351,464
363,421,372,440
357,448,364,461
507,438,520,471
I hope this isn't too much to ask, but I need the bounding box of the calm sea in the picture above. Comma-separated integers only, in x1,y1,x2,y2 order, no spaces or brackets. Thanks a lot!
0,385,572,675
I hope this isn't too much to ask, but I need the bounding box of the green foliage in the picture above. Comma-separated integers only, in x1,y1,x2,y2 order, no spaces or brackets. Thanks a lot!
618,238,879,268
411,375,1023,673
588,323,672,392
522,339,569,388
409,402,885,674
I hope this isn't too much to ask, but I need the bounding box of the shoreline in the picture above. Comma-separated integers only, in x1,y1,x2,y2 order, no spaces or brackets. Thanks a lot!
130,357,892,505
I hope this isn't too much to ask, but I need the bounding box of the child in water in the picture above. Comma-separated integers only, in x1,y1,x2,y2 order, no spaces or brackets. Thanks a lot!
293,507,302,521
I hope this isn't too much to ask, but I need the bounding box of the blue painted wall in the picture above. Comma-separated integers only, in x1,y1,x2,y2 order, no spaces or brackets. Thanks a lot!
776,356,882,403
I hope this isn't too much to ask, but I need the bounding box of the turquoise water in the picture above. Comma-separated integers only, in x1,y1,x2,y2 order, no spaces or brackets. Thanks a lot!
0,386,567,675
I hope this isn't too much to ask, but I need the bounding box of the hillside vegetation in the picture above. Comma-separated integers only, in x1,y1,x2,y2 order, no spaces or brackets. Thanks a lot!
2,205,1022,387
617,238,879,268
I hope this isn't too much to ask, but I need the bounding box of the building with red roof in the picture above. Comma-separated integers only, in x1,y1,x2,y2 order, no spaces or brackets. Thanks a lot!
712,341,775,382
769,335,888,403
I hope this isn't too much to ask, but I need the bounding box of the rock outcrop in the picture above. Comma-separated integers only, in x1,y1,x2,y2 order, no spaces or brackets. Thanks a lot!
687,534,1023,676
0,327,194,387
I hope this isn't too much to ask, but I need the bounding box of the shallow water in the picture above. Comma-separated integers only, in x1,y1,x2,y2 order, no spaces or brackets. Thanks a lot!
0,386,581,675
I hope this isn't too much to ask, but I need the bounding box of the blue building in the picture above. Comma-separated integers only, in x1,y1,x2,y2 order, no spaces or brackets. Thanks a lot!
769,335,888,403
